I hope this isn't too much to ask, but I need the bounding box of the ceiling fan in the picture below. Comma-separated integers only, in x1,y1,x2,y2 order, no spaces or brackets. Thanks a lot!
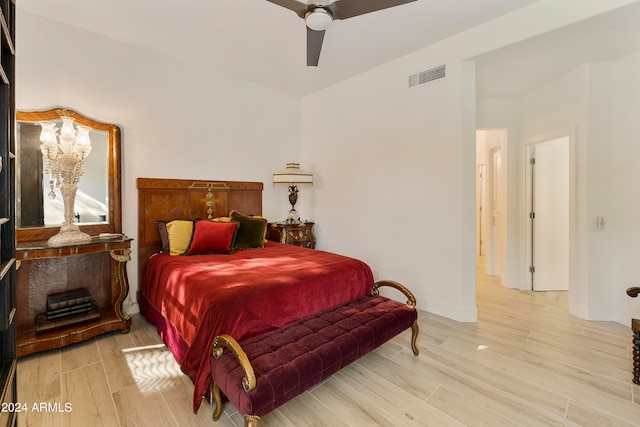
267,0,417,66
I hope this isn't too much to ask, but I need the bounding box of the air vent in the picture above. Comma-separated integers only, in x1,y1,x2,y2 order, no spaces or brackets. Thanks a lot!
409,64,446,88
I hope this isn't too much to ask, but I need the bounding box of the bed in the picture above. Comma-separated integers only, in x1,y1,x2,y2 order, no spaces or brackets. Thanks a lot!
136,178,374,412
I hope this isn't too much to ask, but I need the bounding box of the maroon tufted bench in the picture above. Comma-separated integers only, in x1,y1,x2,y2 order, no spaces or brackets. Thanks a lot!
210,280,419,427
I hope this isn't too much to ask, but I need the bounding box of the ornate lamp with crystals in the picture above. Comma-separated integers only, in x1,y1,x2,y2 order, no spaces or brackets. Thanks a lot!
273,163,313,224
39,112,92,246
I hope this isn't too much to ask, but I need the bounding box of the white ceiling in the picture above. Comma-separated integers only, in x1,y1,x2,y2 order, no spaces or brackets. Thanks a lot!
473,1,640,98
17,0,640,97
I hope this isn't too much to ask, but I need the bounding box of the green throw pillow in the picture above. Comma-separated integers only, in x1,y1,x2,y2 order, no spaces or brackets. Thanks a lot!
230,211,267,249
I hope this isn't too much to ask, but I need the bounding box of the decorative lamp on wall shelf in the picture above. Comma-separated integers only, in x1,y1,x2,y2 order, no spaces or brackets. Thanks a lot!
273,163,313,224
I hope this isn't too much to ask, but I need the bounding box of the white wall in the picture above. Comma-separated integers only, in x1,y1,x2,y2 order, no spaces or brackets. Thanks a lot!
302,59,477,321
301,0,638,322
613,50,640,323
16,11,301,312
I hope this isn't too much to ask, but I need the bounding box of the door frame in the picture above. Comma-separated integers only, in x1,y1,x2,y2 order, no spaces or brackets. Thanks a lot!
521,127,576,293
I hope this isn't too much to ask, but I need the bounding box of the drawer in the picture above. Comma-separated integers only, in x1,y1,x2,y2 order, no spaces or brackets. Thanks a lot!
286,228,311,243
268,223,315,249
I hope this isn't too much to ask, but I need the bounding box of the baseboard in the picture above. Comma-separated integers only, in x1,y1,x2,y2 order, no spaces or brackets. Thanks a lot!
417,295,478,322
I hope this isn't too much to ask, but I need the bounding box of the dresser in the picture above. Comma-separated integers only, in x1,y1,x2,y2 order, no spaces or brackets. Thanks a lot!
267,222,315,249
15,236,132,357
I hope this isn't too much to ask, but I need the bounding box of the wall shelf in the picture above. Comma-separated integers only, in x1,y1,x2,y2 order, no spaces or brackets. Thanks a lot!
0,0,16,425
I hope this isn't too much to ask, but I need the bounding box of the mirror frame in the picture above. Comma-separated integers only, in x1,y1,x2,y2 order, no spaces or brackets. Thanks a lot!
16,108,122,242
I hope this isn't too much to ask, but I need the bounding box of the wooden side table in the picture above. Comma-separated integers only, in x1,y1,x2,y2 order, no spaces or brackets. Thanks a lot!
267,222,315,249
15,236,132,356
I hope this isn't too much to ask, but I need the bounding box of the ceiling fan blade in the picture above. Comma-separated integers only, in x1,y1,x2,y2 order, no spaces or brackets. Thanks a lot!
327,0,417,20
266,0,308,18
307,28,325,66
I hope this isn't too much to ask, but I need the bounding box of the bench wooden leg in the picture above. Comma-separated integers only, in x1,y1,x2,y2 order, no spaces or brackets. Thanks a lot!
211,381,224,421
244,415,260,427
410,322,419,356
211,381,260,425
633,327,640,385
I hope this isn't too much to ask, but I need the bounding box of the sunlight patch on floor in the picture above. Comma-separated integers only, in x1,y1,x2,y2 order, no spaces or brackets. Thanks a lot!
122,344,182,394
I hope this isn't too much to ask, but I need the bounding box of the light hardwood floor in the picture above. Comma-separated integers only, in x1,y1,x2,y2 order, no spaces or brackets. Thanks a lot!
16,260,640,426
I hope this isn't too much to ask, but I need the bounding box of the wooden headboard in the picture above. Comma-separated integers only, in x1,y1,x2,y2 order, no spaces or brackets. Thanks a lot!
136,177,263,284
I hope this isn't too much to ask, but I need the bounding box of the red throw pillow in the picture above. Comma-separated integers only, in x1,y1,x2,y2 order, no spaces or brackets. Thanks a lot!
187,220,238,255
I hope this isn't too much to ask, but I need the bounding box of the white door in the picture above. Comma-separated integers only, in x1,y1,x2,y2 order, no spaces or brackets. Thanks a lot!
530,137,569,291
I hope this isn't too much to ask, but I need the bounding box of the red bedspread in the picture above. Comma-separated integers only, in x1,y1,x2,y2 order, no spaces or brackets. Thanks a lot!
140,241,373,411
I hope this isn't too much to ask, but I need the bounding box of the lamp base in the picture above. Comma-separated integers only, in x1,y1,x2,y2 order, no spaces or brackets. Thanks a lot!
286,208,301,224
47,224,92,247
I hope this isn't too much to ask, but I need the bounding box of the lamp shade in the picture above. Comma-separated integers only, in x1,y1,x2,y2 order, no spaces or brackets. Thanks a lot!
39,122,57,146
273,163,313,184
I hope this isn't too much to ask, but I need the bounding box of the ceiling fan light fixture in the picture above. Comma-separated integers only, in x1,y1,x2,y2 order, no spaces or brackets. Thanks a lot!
305,8,333,31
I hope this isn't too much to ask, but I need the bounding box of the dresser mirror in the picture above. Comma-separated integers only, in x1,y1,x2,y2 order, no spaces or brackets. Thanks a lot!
16,108,122,242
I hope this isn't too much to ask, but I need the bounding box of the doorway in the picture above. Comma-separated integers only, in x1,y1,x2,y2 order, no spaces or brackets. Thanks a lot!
476,129,507,282
476,128,574,299
525,136,570,291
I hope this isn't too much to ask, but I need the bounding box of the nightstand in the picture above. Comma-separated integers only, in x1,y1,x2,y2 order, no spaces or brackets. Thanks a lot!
268,222,316,249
